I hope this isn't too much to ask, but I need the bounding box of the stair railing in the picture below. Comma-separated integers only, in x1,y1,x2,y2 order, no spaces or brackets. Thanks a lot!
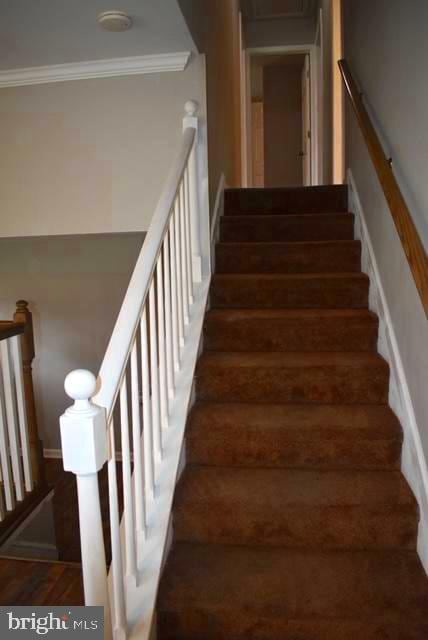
0,301,46,545
60,101,211,640
339,59,428,316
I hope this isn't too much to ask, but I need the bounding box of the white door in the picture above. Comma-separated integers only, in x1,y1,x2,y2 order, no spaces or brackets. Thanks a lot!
301,54,312,186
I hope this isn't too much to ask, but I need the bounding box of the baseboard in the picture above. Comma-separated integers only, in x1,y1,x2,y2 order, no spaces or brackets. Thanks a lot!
348,169,428,573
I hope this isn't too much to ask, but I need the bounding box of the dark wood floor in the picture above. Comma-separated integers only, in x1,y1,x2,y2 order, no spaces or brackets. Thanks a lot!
0,457,124,605
0,558,83,605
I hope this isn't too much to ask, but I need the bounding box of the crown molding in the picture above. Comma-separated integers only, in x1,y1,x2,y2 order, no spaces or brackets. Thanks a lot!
0,51,191,88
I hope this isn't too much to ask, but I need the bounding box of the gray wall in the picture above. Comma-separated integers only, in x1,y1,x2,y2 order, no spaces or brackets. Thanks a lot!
0,234,143,449
264,63,303,187
343,1,428,459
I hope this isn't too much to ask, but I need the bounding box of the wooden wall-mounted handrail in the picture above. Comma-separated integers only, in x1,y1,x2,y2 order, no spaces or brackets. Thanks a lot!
339,59,428,316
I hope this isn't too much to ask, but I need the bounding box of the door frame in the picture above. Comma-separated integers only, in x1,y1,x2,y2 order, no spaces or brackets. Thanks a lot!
314,8,324,184
246,44,321,186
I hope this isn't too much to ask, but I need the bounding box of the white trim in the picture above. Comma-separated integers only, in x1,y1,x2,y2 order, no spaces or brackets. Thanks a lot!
247,44,320,187
210,174,226,276
210,174,226,243
348,169,428,575
0,52,191,88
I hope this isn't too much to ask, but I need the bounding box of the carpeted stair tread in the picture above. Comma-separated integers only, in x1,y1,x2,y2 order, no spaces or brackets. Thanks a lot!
157,182,428,640
186,403,402,469
158,543,428,639
174,466,417,550
224,184,348,215
204,308,378,351
220,213,354,242
211,272,369,309
216,239,362,273
196,351,389,405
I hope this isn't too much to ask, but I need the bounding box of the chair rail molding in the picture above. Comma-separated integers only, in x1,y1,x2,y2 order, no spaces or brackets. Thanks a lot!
0,52,191,88
348,169,428,575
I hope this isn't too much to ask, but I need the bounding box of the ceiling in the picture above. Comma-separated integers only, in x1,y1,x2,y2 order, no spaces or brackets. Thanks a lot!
241,0,317,21
0,0,195,71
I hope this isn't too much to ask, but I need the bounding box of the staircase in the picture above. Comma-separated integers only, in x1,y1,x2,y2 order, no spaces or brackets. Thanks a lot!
157,185,428,639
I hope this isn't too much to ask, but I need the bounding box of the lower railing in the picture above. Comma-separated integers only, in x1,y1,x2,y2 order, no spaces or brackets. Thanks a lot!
0,301,46,544
60,101,210,639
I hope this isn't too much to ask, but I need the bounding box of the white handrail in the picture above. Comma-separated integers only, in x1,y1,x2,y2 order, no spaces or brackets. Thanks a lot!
94,125,196,421
60,100,210,640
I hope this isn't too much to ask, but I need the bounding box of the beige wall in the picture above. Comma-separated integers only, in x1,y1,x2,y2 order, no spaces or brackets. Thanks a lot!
343,0,428,464
0,55,207,237
0,233,143,449
263,63,303,187
178,0,243,204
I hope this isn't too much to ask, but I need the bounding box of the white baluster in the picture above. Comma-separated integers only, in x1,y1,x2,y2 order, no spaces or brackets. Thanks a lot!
173,200,185,348
169,215,181,373
149,278,162,462
60,370,112,640
10,335,33,492
131,341,146,543
0,481,5,521
0,368,14,511
107,420,127,640
0,339,24,501
163,233,175,400
140,308,155,500
157,254,169,430
184,167,194,305
120,375,137,584
179,181,190,325
183,100,202,283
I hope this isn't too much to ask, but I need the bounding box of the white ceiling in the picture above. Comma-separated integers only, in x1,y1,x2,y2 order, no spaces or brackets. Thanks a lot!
0,0,196,70
242,0,317,21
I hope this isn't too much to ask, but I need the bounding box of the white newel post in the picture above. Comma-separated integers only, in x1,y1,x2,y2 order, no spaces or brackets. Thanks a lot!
60,370,113,640
183,100,202,283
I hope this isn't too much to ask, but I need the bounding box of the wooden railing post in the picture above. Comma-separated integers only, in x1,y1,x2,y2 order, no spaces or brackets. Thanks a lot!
13,300,45,487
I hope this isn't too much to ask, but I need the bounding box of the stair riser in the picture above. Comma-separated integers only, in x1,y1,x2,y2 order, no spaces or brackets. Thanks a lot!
224,185,348,215
187,433,402,470
216,242,361,273
220,215,354,242
211,277,369,309
174,507,417,550
204,317,378,352
196,363,389,404
158,612,428,640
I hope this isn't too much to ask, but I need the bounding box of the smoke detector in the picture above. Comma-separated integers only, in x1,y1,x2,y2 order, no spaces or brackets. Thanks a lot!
97,10,133,32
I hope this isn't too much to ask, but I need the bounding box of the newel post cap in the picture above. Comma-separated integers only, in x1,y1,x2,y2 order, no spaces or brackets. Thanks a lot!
183,99,199,131
60,369,109,476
